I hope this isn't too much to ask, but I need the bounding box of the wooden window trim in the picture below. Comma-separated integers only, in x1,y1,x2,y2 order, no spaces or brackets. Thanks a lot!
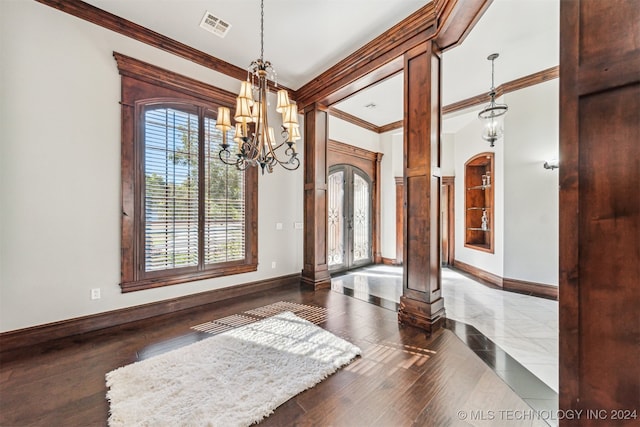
115,53,258,293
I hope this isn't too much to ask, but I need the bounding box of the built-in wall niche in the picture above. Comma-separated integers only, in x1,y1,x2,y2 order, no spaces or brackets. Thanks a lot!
464,152,494,253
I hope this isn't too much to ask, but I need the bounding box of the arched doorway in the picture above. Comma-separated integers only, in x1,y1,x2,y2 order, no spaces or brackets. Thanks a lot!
328,165,373,273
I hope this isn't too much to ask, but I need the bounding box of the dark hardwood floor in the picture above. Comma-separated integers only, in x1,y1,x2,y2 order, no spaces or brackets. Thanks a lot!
0,284,546,426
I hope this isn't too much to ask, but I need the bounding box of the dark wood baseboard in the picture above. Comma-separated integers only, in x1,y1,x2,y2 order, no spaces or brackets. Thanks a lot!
503,277,558,300
452,260,557,300
381,257,397,265
0,273,301,353
452,259,503,289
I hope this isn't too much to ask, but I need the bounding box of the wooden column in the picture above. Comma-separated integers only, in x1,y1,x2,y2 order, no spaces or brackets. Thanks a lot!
373,152,383,264
398,40,445,333
301,103,332,290
559,1,640,424
394,177,404,265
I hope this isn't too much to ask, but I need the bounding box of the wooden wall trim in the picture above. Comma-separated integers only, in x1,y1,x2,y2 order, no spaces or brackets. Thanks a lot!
35,0,291,94
338,66,561,135
0,273,301,353
329,109,379,133
295,3,439,110
452,259,503,289
328,140,379,163
452,260,559,300
330,109,403,135
433,0,492,52
374,153,383,264
503,65,559,94
395,177,404,265
443,66,559,115
113,52,237,107
503,277,558,300
378,121,404,134
296,0,491,112
442,176,455,266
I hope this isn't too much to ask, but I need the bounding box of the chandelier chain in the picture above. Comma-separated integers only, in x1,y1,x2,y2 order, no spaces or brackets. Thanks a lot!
491,57,495,91
260,0,264,61
216,0,300,174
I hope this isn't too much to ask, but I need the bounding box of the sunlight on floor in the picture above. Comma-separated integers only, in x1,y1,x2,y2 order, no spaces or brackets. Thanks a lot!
331,265,559,393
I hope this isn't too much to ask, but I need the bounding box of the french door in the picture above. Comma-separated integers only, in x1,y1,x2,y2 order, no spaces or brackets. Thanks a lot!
328,165,373,272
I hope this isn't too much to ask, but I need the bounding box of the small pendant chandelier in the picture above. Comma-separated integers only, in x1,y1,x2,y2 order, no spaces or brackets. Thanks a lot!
216,0,300,174
478,53,508,147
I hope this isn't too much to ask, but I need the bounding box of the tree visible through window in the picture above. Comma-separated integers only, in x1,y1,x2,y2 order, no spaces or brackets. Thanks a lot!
116,52,257,292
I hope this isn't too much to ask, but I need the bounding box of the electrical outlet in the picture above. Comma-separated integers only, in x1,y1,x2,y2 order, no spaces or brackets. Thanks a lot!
271,261,276,269
90,288,101,300
276,222,283,230
294,222,303,230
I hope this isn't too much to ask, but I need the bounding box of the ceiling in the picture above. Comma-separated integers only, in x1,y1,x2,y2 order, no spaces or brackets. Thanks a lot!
83,0,559,129
333,0,559,128
83,0,428,89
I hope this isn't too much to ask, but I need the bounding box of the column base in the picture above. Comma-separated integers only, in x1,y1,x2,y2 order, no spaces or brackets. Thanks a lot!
398,295,446,334
300,269,332,290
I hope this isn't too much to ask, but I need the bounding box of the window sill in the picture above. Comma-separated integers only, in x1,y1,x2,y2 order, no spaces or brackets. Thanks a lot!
120,263,258,293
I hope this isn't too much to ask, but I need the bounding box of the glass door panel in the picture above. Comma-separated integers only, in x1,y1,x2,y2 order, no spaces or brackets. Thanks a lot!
328,170,345,269
352,172,370,265
328,165,372,272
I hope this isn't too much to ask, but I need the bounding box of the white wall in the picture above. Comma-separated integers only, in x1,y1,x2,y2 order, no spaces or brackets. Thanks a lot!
0,1,303,332
503,80,559,285
329,116,381,153
446,82,559,286
379,130,403,259
452,112,505,278
441,133,456,177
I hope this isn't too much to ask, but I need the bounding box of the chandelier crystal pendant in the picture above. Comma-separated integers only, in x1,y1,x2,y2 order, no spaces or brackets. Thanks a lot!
216,0,300,174
478,53,508,147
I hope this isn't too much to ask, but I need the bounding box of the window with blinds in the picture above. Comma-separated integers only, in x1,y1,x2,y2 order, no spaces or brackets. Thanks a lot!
117,54,257,292
203,115,245,265
142,104,245,275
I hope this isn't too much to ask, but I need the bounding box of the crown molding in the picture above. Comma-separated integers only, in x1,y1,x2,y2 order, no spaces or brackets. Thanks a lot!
294,3,439,110
34,0,292,94
442,66,559,115
361,66,560,134
378,121,404,134
329,109,379,133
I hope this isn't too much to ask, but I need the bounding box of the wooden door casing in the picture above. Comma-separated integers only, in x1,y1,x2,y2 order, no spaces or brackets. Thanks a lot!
327,140,382,266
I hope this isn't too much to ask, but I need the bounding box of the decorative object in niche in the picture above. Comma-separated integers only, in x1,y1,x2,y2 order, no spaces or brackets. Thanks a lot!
465,152,495,253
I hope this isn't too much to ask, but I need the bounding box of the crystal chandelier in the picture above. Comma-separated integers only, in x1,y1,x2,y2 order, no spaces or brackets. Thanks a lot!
216,0,300,174
478,53,508,147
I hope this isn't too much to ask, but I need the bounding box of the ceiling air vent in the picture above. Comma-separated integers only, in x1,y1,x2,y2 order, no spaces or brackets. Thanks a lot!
200,11,231,38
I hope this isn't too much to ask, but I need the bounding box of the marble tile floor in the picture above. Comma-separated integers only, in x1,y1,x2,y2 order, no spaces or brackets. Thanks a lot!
331,264,560,426
441,268,559,393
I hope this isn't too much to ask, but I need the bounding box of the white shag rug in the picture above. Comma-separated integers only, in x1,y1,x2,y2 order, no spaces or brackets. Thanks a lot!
105,311,361,427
